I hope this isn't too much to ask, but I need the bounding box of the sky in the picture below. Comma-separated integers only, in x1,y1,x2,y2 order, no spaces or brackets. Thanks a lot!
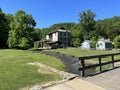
0,0,120,29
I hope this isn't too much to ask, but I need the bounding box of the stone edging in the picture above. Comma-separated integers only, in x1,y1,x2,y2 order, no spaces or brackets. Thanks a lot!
28,62,78,90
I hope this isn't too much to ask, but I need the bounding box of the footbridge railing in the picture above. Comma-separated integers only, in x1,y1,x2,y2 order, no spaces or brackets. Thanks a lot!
79,52,120,77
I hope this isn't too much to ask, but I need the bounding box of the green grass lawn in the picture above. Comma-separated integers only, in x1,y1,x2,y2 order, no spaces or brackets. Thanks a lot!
46,47,120,57
45,47,120,64
0,49,65,90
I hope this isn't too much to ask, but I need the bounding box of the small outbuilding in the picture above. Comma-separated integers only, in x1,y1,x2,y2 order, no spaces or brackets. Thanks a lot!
96,38,113,50
81,40,92,49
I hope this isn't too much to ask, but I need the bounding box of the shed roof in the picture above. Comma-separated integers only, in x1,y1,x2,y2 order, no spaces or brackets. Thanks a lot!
99,39,113,43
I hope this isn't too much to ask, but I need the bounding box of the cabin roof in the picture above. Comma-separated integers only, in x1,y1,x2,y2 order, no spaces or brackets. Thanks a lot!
47,27,69,35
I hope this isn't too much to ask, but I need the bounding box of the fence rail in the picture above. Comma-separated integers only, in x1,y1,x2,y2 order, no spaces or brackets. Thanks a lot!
78,52,120,77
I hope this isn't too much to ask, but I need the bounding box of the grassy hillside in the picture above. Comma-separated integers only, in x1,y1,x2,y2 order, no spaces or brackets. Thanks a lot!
46,48,120,57
0,49,65,90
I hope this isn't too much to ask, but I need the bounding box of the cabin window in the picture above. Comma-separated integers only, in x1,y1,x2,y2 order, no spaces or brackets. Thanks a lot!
62,32,64,36
68,33,70,36
63,38,66,41
105,43,112,48
60,32,62,36
60,37,62,41
64,33,66,36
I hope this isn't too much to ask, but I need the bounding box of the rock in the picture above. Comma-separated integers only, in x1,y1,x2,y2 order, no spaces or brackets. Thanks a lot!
30,85,41,90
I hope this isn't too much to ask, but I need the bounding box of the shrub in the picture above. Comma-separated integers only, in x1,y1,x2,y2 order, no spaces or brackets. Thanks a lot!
72,38,81,47
34,42,40,48
114,35,120,49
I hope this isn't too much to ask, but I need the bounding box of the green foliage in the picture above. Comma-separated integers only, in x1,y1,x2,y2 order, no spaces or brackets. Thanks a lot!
79,10,96,34
33,28,41,41
5,14,14,24
71,24,81,38
95,16,120,40
90,36,98,48
0,8,10,48
72,38,81,47
7,30,17,48
18,37,30,49
7,10,36,49
41,28,49,39
90,41,96,48
34,42,40,48
114,35,120,49
70,24,84,46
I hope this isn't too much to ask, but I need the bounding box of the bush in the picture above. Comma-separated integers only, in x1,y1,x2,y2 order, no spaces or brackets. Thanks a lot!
34,42,40,48
19,37,30,49
72,38,81,47
114,35,120,49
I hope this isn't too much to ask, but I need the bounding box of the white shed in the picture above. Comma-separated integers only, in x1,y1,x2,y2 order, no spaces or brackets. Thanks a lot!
96,39,113,50
81,40,91,49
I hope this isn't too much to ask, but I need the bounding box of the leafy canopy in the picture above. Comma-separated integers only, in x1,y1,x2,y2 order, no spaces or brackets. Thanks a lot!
8,10,36,49
79,9,96,32
0,8,10,48
79,9,96,39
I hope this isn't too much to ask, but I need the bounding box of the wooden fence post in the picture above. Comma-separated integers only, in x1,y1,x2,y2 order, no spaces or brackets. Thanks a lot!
98,57,102,72
111,55,114,68
81,59,85,77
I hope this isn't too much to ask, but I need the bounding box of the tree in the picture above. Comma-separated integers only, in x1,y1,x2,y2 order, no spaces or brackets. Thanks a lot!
114,35,120,49
0,8,10,48
71,24,83,46
95,16,120,40
95,20,107,38
33,28,41,41
72,38,81,47
5,14,14,24
79,10,96,38
90,36,98,48
8,10,36,49
114,22,120,37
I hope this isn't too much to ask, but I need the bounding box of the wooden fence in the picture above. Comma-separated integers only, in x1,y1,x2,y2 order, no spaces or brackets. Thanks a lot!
78,53,120,77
